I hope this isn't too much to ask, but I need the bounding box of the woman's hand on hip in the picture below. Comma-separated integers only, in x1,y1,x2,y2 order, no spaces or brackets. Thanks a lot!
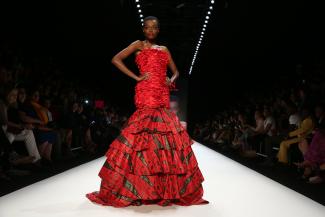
136,72,150,82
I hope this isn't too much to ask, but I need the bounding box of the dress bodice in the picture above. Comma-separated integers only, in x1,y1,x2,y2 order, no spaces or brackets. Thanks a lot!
135,47,169,81
134,47,170,109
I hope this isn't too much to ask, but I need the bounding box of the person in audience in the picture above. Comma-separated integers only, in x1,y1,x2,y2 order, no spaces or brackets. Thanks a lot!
1,87,42,164
288,103,301,130
262,107,277,137
294,127,325,184
260,107,278,166
294,105,325,181
18,89,56,163
241,110,265,157
231,113,248,149
277,107,314,164
314,104,325,129
170,95,187,129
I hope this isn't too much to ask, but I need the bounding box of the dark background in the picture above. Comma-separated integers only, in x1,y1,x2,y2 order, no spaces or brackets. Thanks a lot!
1,0,324,122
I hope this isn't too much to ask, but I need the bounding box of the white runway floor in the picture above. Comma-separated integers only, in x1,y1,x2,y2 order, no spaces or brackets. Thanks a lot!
0,142,324,217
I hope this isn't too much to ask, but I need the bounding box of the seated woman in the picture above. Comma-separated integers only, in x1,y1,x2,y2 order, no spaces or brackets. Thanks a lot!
277,107,314,164
240,110,265,157
232,113,249,149
294,105,325,183
18,89,57,163
295,129,325,184
1,87,41,164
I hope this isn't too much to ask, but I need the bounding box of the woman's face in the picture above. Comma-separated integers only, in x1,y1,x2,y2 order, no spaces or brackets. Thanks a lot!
143,19,159,40
7,89,18,105
18,88,26,103
315,106,324,118
32,91,40,102
72,103,78,112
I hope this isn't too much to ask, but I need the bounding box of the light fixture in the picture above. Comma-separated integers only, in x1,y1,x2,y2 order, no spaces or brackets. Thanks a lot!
189,1,215,75
135,1,144,25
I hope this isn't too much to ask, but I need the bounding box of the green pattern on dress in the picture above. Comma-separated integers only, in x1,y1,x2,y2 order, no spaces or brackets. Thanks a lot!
124,179,141,198
180,173,195,195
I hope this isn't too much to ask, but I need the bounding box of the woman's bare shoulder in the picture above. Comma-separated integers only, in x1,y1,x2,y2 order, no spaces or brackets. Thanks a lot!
159,45,168,51
130,40,144,48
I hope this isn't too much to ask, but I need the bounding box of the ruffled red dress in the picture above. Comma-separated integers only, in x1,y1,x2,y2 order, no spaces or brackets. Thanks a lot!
86,47,209,207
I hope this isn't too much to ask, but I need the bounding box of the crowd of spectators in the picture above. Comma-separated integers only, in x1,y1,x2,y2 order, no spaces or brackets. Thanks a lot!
0,49,128,181
192,63,325,184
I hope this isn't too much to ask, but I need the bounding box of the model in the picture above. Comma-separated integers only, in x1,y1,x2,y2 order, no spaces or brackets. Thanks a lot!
86,16,208,207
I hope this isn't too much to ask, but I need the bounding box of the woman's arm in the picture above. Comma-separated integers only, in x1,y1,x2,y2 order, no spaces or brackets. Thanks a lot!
111,40,147,82
162,46,179,83
7,121,24,130
18,111,43,125
289,118,314,137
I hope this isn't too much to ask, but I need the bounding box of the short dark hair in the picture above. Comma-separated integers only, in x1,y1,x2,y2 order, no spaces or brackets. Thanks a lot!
143,16,160,28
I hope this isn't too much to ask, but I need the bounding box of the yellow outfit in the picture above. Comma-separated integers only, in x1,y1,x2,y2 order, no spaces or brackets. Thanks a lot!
277,117,314,163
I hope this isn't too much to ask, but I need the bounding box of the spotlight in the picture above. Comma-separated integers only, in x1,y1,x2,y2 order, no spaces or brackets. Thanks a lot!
209,6,213,10
211,0,215,4
206,16,209,19
138,9,142,13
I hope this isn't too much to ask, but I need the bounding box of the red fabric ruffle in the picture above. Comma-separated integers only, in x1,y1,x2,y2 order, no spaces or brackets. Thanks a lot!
86,107,208,207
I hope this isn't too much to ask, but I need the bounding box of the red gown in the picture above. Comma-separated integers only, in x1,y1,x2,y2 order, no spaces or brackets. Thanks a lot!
86,47,209,207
